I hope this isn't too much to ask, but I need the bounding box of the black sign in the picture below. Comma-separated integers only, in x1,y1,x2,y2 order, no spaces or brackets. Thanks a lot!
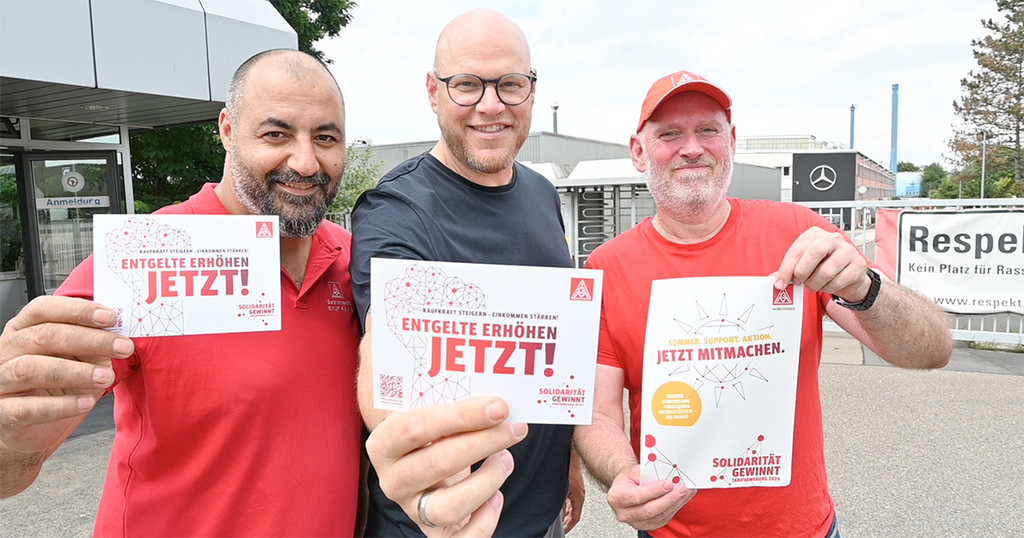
792,152,857,230
791,152,856,202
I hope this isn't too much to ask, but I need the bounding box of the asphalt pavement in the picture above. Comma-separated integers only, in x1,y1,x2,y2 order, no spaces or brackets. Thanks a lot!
2,332,1021,537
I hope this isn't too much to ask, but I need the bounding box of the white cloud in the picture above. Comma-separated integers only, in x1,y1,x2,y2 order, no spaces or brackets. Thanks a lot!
321,0,1000,168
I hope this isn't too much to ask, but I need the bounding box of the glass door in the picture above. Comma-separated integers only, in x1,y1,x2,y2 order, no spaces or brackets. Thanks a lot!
1,152,27,324
25,151,122,294
0,153,21,276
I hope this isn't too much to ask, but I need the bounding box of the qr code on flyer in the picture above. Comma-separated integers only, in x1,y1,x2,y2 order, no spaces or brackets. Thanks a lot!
379,374,403,403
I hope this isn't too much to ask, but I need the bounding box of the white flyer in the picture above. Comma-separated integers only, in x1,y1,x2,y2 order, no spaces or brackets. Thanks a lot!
93,214,282,336
370,258,603,424
640,276,803,489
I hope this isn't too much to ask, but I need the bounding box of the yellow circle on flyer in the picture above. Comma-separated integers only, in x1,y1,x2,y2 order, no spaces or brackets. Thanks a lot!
651,381,702,426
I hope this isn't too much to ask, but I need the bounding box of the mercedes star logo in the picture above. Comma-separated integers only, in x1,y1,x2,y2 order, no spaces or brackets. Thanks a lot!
809,165,837,191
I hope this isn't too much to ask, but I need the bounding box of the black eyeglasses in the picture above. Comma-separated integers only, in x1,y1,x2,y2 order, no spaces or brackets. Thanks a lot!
434,71,537,107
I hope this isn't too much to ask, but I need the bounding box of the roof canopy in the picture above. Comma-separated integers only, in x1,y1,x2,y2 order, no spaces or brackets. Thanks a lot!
1,0,297,140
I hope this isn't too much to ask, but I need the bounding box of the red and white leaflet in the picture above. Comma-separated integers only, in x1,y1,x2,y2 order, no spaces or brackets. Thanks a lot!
640,276,803,489
370,258,603,425
93,214,281,336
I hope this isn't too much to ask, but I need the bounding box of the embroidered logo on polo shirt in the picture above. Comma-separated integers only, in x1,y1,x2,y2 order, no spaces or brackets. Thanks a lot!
327,280,355,312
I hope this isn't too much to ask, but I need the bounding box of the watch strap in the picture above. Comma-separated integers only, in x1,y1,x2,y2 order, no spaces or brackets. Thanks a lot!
832,269,881,311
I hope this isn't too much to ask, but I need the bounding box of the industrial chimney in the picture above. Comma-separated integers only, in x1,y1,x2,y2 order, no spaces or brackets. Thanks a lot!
849,104,855,148
890,84,899,172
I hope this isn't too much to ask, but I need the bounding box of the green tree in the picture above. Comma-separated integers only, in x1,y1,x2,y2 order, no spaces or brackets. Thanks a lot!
897,161,920,172
934,147,1018,198
920,162,948,197
948,0,1024,194
330,145,383,216
129,0,357,211
270,0,356,63
130,123,224,213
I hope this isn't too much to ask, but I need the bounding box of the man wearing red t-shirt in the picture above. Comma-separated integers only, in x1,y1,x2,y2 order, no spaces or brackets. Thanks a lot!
0,50,363,536
573,71,953,537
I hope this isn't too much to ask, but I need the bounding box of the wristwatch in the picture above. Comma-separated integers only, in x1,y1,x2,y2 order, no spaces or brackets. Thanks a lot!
832,269,881,311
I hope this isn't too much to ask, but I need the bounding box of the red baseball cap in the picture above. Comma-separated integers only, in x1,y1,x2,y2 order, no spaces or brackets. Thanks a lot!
636,71,732,132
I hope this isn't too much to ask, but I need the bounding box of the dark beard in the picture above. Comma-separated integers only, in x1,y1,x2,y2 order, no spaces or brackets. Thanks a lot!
231,152,340,238
260,169,337,238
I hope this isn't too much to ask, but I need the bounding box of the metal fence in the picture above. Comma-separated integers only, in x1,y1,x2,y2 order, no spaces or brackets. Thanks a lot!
331,196,1023,345
326,211,352,231
560,186,1023,345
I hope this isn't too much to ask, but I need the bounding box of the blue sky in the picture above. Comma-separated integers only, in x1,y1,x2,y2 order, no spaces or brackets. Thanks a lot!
320,0,1002,170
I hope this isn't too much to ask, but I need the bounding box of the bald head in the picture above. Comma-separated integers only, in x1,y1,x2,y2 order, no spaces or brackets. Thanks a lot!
226,49,343,122
433,9,531,74
427,9,535,184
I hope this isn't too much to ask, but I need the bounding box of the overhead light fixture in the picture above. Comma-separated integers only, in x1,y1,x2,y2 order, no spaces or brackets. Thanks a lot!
80,104,110,111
